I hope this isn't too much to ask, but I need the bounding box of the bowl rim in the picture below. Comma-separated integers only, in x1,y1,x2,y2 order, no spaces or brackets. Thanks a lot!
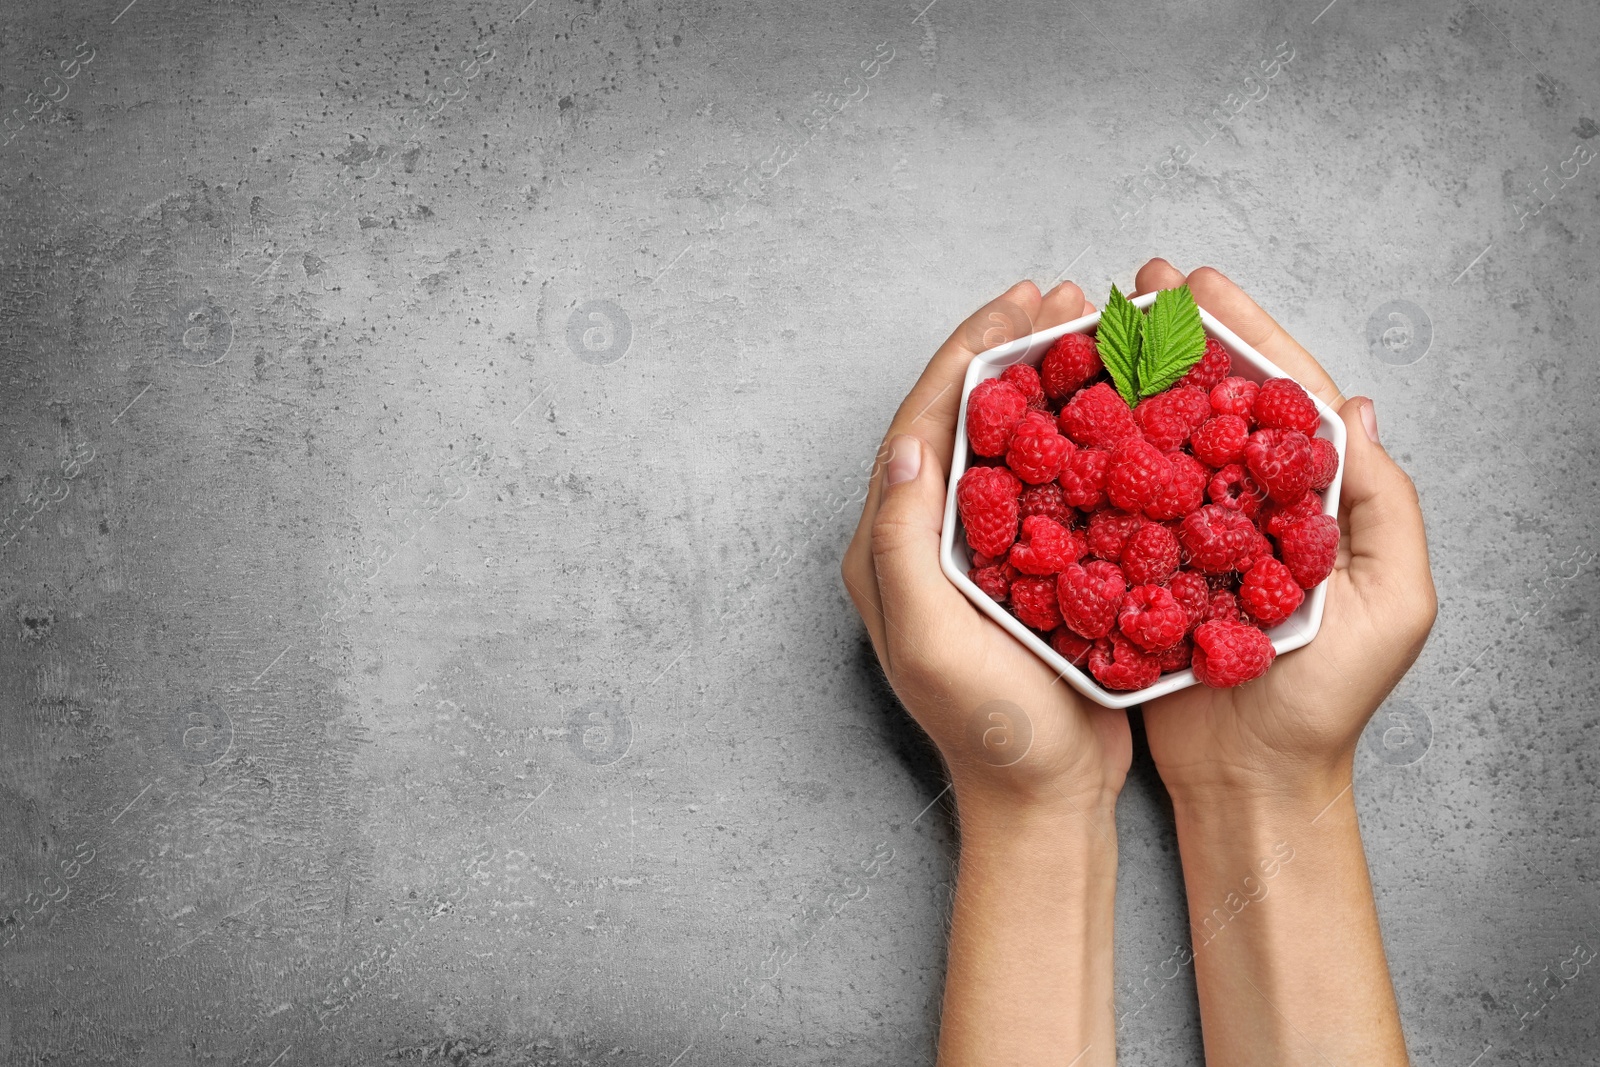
938,292,1348,709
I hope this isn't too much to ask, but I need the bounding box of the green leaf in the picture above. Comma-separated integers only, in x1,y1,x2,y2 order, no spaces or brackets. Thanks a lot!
1095,284,1142,407
1137,284,1208,398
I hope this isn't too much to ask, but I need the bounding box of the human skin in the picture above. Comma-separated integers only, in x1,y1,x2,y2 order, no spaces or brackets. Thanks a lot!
841,279,1128,1066
1133,258,1436,1066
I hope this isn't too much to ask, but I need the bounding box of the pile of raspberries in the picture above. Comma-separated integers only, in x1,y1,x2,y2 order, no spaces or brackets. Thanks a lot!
957,332,1340,690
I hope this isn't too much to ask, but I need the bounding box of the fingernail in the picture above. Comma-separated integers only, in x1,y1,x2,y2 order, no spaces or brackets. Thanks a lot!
1358,398,1379,443
886,435,921,486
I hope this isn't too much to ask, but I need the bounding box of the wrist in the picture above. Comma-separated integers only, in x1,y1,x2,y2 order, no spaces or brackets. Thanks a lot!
1161,750,1354,817
953,783,1120,871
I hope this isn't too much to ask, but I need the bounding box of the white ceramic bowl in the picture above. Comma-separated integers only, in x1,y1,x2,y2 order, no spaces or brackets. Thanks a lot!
939,292,1347,709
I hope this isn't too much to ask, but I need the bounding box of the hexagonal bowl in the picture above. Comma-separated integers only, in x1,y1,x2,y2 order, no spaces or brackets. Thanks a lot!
938,292,1347,709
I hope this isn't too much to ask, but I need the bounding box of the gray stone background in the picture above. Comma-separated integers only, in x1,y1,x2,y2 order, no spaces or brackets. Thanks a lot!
0,0,1595,1062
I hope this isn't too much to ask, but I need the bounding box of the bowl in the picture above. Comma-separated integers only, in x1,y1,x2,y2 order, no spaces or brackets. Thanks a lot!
938,292,1347,709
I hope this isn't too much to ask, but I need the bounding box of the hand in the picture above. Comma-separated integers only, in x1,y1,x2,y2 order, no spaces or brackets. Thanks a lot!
840,280,1132,817
1133,259,1438,804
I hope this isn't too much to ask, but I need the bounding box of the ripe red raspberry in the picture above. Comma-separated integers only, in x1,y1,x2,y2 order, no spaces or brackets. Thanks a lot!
1009,576,1063,631
1190,414,1250,468
1159,636,1194,673
966,378,1029,457
1261,491,1322,538
1089,632,1162,691
1121,522,1180,585
1177,337,1232,392
969,564,1012,603
1237,529,1275,571
1209,376,1259,421
1058,448,1110,510
957,465,1022,557
1008,515,1085,576
1191,618,1276,687
1244,428,1314,503
1146,452,1208,521
1005,409,1073,484
1308,436,1339,491
1049,626,1094,667
1040,332,1102,400
1239,557,1305,626
1179,505,1256,574
1118,584,1189,653
1169,571,1211,632
1106,437,1175,512
1254,377,1320,437
1057,560,1127,639
1204,589,1242,624
1134,386,1210,451
1278,513,1339,589
1001,363,1048,409
1019,482,1074,526
1085,509,1145,563
1205,463,1266,521
1059,382,1140,450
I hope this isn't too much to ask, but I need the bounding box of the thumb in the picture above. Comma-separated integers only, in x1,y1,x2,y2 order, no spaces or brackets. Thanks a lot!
1335,397,1435,609
870,434,965,648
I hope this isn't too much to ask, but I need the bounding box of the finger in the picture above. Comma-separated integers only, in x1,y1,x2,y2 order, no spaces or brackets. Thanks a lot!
1034,280,1088,331
845,281,1044,596
870,434,967,672
1132,257,1187,296
1185,266,1344,407
1335,397,1435,614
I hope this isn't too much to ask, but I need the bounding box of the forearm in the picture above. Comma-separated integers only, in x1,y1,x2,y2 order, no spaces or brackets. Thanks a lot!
938,792,1119,1067
1171,772,1407,1066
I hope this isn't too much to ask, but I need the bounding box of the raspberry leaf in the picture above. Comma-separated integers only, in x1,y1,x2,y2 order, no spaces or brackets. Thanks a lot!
1096,284,1142,407
1137,285,1207,398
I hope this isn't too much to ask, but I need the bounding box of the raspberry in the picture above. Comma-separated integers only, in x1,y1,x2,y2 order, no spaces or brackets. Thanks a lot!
1118,585,1188,653
1089,632,1162,691
1191,618,1276,688
1237,529,1275,571
1009,576,1063,631
1261,492,1322,538
1057,560,1127,639
1190,414,1250,468
957,465,1022,557
1159,636,1195,673
1208,463,1266,522
1106,437,1175,513
1001,363,1048,409
1179,505,1257,574
1209,376,1259,421
1085,508,1145,563
1041,332,1102,400
1277,513,1339,589
1135,386,1209,451
969,564,1012,603
1005,409,1073,484
1049,626,1094,667
1178,337,1232,392
1059,382,1140,450
1146,453,1209,521
1169,571,1211,632
1244,428,1314,503
1204,589,1242,624
1121,522,1180,585
1008,515,1085,576
1058,448,1110,510
966,378,1029,457
1254,377,1320,437
1239,556,1305,626
1308,436,1339,491
1019,482,1074,527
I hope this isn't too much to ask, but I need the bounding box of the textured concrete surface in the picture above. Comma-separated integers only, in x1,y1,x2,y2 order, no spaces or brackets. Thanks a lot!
1,0,1597,1063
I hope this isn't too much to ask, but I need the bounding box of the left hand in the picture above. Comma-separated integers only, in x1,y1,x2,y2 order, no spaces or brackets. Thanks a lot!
841,280,1132,817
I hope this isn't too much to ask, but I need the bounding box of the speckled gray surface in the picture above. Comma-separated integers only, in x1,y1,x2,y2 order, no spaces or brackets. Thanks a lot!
1,0,1596,1063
